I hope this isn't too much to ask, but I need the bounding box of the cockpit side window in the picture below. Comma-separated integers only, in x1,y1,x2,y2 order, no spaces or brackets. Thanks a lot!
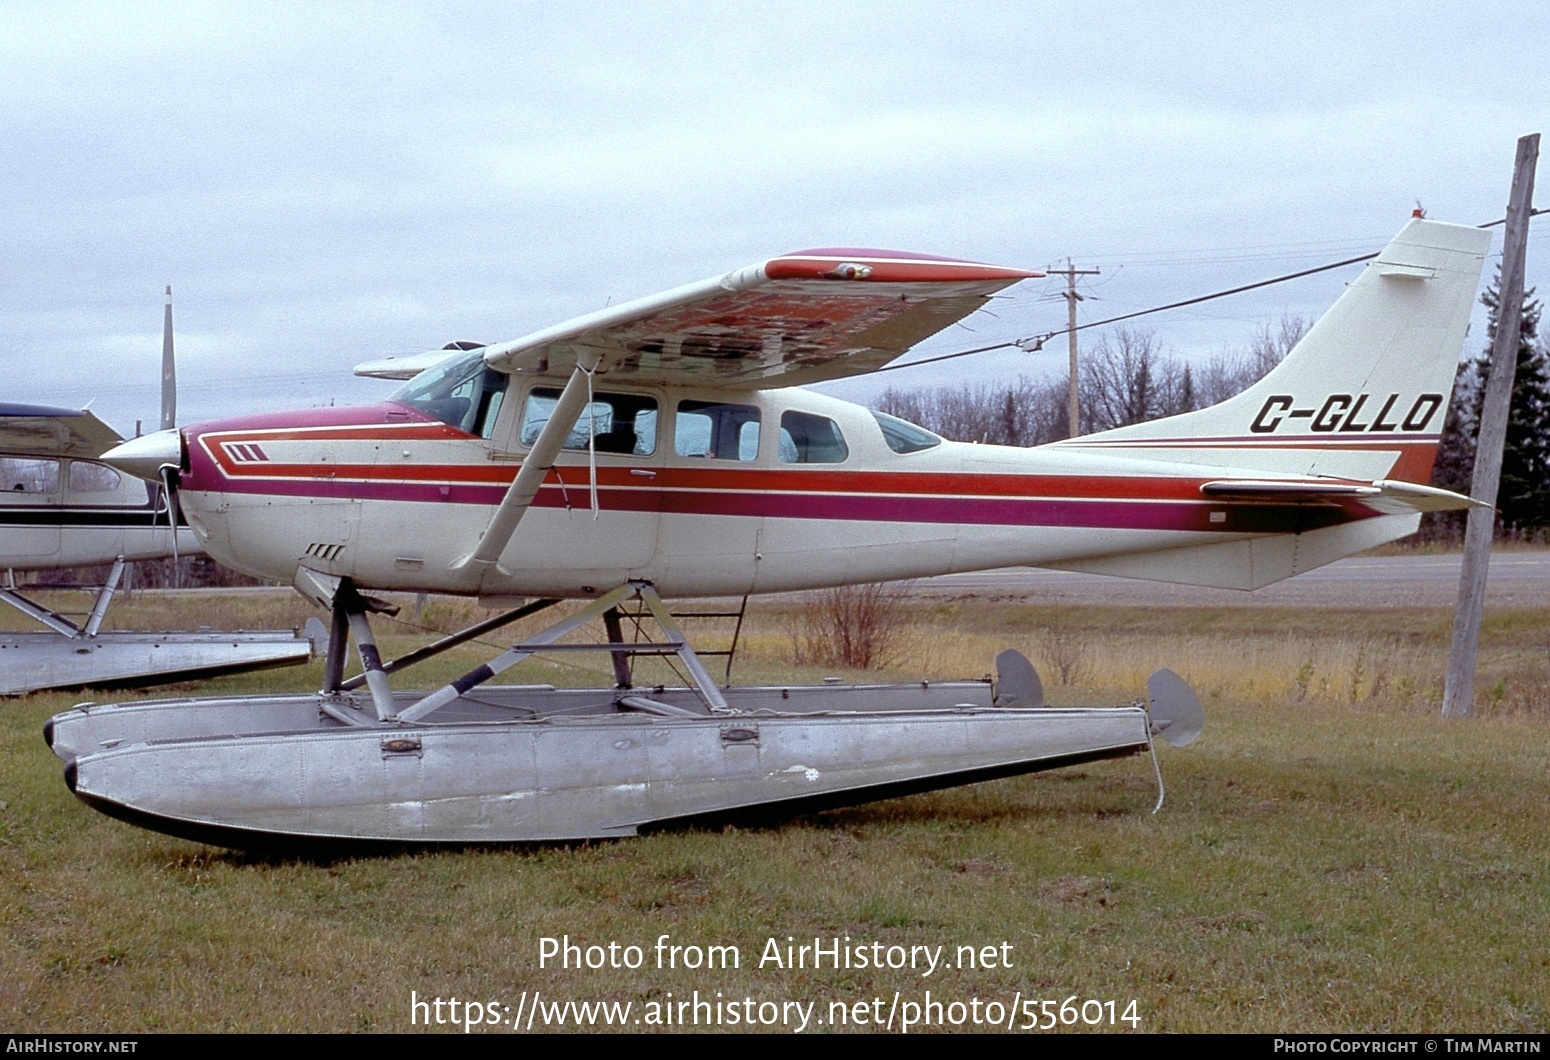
871,411,942,454
675,401,760,461
520,387,658,455
778,411,848,464
68,461,125,493
391,350,510,438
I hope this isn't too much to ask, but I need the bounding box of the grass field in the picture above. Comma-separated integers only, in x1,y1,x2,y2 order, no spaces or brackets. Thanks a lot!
1,586,1546,1033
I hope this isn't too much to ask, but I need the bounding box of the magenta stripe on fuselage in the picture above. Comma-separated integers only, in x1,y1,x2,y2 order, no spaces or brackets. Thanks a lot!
185,474,1365,535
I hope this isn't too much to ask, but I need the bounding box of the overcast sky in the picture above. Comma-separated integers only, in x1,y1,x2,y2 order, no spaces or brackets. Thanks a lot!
5,2,1546,434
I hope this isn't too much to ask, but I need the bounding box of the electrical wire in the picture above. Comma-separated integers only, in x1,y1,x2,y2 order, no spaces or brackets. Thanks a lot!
874,208,1547,378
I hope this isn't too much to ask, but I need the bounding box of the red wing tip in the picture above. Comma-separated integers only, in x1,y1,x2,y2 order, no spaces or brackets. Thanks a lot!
766,249,1041,283
783,247,984,262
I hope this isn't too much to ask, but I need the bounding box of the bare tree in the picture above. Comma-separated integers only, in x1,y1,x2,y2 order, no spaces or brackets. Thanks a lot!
1075,326,1236,431
1079,327,1179,430
876,315,1307,444
1195,315,1306,407
876,377,1067,446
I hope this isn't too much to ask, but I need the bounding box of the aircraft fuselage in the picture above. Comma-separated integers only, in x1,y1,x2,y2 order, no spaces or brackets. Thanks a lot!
173,383,1404,600
0,454,195,572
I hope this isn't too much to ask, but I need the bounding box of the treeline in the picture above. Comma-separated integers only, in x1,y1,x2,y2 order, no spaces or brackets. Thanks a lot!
875,316,1304,447
22,557,273,591
876,276,1550,543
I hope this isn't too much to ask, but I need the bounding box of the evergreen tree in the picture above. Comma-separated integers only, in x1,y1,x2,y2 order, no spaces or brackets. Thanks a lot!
1432,272,1550,538
1431,360,1482,508
1178,362,1196,413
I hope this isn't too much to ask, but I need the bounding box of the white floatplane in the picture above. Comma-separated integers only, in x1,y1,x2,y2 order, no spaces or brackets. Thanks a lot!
3,291,317,695
48,216,1490,845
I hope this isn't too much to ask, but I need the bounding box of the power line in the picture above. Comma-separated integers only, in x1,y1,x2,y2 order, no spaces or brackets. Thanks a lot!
873,250,1375,375
875,208,1546,378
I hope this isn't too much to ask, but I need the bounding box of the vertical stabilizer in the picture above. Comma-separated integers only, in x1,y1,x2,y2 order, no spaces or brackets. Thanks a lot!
1058,218,1492,483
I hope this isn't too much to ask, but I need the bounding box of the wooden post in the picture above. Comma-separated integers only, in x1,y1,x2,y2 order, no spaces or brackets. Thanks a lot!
1442,133,1539,718
1049,260,1100,437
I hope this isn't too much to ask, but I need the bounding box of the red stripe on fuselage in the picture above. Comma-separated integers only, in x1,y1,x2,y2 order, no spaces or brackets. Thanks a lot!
184,436,1379,536
194,444,1272,504
181,401,1404,539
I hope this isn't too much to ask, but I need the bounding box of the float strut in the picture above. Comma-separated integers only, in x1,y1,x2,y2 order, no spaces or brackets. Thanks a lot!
602,607,633,689
321,597,350,693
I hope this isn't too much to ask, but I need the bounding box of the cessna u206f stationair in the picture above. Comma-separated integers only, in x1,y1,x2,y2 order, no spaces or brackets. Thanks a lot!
50,216,1489,846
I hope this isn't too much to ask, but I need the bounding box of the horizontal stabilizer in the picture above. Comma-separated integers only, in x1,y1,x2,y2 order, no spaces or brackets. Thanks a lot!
1199,477,1481,515
1200,479,1380,498
1147,669,1204,748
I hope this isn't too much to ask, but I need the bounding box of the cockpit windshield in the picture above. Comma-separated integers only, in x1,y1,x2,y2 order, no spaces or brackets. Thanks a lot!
871,411,941,454
391,350,509,438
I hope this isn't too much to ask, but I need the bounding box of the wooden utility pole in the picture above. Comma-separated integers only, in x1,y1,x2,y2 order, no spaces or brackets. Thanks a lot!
1048,260,1100,437
1442,133,1539,718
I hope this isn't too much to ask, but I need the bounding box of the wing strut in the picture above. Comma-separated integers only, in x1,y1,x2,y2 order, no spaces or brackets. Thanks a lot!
449,350,602,584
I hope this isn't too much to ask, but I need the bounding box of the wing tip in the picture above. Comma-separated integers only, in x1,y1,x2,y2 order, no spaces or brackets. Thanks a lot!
767,249,1041,283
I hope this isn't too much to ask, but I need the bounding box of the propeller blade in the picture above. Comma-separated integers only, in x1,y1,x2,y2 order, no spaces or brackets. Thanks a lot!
157,464,182,562
160,285,176,432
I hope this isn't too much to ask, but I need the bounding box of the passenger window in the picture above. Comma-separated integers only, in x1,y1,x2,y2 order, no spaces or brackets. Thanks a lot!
1,457,60,494
520,388,658,455
778,412,848,464
68,461,124,493
675,401,760,461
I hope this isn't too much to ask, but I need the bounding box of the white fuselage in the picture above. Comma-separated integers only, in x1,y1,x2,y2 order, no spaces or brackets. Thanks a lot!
0,454,197,573
173,384,1394,600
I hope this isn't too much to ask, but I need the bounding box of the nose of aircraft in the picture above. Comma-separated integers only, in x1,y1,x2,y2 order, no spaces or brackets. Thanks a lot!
100,428,181,481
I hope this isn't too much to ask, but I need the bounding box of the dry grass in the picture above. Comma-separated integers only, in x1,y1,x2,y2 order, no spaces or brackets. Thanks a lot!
1,587,1547,1033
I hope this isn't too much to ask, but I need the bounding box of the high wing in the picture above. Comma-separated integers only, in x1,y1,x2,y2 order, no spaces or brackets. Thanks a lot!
355,249,1039,388
376,247,1039,585
0,403,123,459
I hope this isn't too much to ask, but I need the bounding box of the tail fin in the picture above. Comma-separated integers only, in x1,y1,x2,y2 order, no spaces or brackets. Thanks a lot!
1060,217,1492,484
